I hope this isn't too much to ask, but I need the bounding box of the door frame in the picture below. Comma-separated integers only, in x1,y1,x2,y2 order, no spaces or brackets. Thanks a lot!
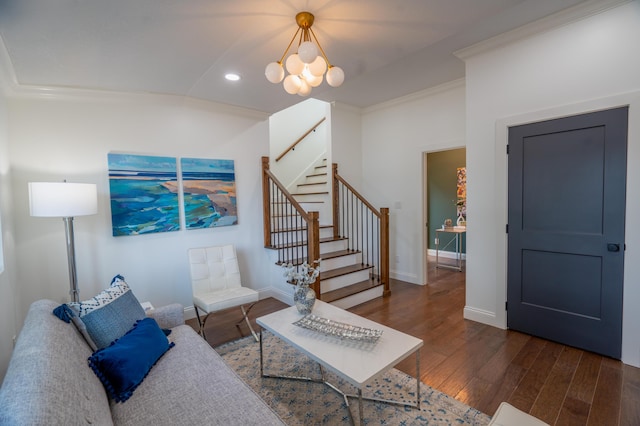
493,91,640,365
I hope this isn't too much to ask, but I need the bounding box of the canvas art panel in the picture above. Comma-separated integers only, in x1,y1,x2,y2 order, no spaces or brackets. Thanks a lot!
108,153,180,236
179,158,237,229
456,167,467,225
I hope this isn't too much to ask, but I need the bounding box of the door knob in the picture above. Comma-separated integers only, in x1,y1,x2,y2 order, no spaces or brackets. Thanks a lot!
607,243,620,252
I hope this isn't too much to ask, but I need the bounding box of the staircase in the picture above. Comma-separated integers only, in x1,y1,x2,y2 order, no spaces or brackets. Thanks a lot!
262,156,390,309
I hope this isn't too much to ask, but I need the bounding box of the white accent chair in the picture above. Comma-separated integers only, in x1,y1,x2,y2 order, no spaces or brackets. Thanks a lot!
188,245,259,341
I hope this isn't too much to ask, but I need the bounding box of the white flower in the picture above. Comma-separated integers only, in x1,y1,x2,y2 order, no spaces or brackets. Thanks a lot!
282,261,320,287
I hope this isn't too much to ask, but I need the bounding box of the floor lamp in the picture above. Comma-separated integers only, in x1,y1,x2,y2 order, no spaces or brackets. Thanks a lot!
29,182,98,303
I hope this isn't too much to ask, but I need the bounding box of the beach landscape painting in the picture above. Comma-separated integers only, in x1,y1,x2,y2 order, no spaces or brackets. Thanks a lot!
176,157,237,229
108,153,180,236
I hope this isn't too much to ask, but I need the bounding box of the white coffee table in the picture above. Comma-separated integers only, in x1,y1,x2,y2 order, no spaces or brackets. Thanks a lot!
256,300,424,425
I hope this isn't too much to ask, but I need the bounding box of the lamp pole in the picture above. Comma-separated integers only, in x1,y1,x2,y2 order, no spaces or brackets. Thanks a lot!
63,216,79,303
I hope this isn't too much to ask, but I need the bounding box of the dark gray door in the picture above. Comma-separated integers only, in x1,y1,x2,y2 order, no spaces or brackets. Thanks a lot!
507,107,627,359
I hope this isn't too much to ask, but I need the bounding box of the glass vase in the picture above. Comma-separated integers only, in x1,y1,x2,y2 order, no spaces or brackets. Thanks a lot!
294,285,316,315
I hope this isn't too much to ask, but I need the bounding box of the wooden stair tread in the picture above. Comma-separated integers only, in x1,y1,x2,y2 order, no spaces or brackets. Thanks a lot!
277,249,360,267
321,279,383,304
298,182,327,187
320,249,360,260
291,191,329,196
271,224,333,233
271,200,323,204
320,236,347,243
320,264,373,280
268,235,346,250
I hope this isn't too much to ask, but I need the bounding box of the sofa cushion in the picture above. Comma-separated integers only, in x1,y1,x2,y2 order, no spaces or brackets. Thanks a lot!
110,325,284,426
0,300,114,425
89,318,174,403
69,275,146,350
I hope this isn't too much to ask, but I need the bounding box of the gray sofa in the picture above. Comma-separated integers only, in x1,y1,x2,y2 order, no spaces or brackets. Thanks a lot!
0,299,284,425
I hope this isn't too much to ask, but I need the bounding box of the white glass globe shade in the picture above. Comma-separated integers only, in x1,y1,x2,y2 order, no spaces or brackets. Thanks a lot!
265,62,284,84
283,74,302,94
326,66,345,87
297,41,318,64
297,79,312,96
285,54,304,75
308,56,327,76
306,73,323,87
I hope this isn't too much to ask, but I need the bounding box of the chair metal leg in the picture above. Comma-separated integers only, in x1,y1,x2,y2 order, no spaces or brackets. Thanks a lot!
235,302,258,342
194,305,209,341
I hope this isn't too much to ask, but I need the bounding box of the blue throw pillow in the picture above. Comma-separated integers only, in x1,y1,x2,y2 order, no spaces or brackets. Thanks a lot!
69,275,146,350
88,317,174,403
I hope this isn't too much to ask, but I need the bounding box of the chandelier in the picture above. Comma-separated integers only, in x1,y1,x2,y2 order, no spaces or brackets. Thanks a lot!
265,12,344,96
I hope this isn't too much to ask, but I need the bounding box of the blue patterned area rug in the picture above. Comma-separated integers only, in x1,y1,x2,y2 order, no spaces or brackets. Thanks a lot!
216,334,491,425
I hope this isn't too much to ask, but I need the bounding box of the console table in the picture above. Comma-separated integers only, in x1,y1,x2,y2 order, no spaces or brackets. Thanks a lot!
435,226,466,271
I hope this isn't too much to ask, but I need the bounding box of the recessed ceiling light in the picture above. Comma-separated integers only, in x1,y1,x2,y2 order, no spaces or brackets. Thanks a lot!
225,73,240,81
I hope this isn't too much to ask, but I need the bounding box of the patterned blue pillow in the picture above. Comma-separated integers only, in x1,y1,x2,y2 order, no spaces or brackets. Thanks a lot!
69,275,146,350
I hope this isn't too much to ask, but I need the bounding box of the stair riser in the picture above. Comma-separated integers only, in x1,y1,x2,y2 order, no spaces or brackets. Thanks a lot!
320,239,348,253
274,239,348,258
296,183,327,194
271,227,334,242
320,253,361,270
329,286,384,310
271,230,306,243
297,202,325,211
321,269,371,293
305,175,327,184
270,216,302,229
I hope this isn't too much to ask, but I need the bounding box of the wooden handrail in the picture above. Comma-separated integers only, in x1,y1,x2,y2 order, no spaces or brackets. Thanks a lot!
275,117,326,162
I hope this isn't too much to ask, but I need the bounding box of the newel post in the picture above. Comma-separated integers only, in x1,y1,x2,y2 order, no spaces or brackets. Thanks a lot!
332,163,340,239
307,211,321,298
380,207,391,296
261,156,272,248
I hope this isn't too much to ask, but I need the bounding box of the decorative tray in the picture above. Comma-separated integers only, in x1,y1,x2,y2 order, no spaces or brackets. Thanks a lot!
292,314,383,343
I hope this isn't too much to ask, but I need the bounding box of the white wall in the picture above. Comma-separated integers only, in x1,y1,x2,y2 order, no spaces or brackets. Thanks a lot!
361,80,466,285
331,102,363,188
461,1,640,366
7,90,301,326
0,78,19,384
269,98,330,190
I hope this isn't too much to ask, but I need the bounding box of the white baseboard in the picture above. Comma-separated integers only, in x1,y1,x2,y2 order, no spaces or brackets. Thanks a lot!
427,249,467,260
183,305,196,321
390,269,418,283
463,306,505,330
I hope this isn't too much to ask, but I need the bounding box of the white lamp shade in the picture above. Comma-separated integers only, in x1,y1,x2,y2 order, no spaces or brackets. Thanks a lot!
326,66,345,87
29,182,98,217
283,74,302,94
265,62,284,83
285,54,304,75
308,56,327,76
297,41,318,64
297,79,312,96
305,72,323,87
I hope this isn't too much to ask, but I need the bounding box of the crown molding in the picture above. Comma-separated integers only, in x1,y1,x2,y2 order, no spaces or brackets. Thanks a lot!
0,35,268,121
330,101,362,115
455,0,631,60
362,79,465,114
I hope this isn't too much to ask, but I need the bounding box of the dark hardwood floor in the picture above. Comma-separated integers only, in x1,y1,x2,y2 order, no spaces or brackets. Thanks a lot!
187,258,640,425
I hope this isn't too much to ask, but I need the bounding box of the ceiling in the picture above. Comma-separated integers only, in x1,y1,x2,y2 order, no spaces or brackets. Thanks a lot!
0,0,589,114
